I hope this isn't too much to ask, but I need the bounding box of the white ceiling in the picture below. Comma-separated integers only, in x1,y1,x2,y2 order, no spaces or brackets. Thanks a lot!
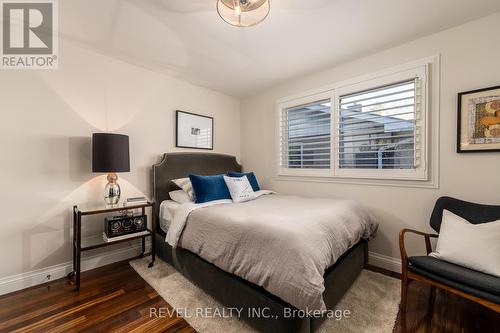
60,0,500,97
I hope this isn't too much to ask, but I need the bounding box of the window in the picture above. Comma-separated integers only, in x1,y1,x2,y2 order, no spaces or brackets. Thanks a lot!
280,98,331,170
278,92,333,176
338,80,417,170
277,58,436,183
334,65,427,180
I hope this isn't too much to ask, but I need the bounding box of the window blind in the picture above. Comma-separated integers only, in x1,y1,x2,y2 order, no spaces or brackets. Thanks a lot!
280,99,331,169
336,79,419,169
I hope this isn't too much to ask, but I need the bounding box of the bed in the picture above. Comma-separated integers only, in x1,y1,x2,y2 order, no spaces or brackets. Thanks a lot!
152,152,375,333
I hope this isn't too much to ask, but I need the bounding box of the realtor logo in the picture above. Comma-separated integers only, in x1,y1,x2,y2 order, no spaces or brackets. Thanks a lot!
1,0,58,69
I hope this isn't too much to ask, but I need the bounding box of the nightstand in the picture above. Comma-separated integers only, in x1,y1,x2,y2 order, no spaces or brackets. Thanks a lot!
69,201,156,290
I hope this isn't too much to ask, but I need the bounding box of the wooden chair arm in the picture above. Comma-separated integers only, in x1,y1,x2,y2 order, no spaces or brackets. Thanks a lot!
399,228,439,269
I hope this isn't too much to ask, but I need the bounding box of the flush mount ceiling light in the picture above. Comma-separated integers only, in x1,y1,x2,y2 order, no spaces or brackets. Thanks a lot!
217,0,270,27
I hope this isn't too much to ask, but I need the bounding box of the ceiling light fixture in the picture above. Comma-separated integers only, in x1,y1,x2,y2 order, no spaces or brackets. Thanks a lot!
217,0,270,27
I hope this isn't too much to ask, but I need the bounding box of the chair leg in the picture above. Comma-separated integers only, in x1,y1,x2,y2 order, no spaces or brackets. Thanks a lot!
401,277,409,314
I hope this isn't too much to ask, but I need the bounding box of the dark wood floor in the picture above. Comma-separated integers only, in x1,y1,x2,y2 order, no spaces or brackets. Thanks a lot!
0,260,194,333
0,261,498,332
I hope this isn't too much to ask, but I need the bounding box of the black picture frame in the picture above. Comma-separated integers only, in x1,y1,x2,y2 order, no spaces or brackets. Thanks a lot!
175,110,214,150
457,85,500,153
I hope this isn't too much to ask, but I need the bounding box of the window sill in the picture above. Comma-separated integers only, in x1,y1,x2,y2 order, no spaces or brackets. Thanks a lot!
275,174,439,189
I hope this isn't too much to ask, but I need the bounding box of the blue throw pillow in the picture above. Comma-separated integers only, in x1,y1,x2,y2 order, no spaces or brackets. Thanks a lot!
189,174,231,204
227,172,260,192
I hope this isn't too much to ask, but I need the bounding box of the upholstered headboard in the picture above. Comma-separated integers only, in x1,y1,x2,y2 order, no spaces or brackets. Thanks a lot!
152,152,241,216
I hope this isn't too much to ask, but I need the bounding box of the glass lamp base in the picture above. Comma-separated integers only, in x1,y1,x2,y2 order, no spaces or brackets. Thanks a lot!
104,173,121,205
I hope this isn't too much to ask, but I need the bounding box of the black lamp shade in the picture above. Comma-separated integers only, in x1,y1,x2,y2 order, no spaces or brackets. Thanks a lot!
92,133,130,173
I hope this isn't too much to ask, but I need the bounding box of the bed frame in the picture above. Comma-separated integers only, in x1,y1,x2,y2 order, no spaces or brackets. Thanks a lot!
152,152,368,333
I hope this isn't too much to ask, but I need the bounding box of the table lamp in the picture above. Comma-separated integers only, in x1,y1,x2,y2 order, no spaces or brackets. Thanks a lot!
92,133,130,205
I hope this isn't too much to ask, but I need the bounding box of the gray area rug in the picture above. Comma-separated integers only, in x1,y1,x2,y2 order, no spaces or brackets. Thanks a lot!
131,257,400,333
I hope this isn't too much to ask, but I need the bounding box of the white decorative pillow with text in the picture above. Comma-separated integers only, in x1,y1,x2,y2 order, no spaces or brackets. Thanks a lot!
223,176,256,203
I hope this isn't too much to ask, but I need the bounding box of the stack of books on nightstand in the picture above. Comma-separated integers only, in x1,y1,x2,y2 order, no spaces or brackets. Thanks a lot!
124,196,148,206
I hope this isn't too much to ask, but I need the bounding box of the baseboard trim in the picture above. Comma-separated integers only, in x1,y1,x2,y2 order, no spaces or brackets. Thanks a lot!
0,241,151,296
368,251,402,274
1,246,400,296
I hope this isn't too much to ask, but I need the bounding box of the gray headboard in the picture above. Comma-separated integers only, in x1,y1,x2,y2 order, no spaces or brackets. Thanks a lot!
152,152,241,215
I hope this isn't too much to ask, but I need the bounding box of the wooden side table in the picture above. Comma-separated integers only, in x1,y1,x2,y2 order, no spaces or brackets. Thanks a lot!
69,201,156,290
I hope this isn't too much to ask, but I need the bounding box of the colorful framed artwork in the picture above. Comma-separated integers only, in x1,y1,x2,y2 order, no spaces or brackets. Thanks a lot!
457,85,500,153
176,110,214,150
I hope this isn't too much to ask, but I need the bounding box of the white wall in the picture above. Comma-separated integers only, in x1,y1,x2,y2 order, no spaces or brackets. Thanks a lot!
240,12,500,269
0,39,240,290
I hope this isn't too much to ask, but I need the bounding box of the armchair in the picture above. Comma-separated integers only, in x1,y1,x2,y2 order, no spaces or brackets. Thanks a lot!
399,196,500,313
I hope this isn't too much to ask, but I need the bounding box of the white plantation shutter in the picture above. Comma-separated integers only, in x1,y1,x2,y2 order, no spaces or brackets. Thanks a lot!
336,79,421,170
280,99,331,169
277,60,431,182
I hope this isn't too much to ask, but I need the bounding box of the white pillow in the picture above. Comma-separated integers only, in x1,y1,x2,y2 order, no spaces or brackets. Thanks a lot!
223,176,255,203
169,190,192,204
172,177,194,201
429,210,500,277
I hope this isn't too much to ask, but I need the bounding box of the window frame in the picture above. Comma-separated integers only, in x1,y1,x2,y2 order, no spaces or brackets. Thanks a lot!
275,56,438,186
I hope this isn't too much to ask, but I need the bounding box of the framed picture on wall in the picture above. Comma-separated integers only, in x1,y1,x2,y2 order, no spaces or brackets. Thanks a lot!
176,110,214,150
457,85,500,153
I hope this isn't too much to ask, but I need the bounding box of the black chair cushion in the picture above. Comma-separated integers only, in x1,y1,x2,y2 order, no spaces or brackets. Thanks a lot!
408,256,500,304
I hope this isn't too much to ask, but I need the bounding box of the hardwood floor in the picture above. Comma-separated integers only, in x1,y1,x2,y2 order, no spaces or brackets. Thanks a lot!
0,261,498,332
0,260,194,333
